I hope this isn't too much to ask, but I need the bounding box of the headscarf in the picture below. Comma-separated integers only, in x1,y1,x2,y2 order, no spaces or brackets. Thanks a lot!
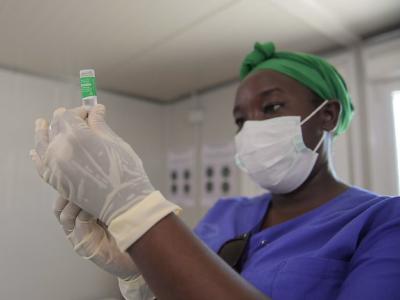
240,42,354,135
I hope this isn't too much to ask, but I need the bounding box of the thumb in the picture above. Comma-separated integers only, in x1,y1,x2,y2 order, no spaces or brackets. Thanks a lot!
88,104,107,130
88,104,118,138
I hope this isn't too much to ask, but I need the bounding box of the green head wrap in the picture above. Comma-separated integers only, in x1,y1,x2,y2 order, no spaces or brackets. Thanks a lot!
240,42,354,135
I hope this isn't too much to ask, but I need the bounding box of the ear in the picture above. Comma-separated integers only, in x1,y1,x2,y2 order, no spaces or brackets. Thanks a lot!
321,100,341,132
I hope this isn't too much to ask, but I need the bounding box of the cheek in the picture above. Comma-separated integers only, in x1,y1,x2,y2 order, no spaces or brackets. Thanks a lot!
301,118,323,150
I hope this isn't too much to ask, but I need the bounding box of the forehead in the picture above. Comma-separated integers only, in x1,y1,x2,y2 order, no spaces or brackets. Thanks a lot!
235,69,313,103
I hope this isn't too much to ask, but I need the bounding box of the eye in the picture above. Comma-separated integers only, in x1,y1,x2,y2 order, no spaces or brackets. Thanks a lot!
262,103,283,114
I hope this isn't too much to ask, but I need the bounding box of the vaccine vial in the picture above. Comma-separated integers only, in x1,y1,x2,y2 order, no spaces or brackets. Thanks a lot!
80,69,97,111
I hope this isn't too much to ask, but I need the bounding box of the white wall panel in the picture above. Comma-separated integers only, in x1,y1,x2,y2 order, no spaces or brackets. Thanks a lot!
0,68,165,300
363,37,400,195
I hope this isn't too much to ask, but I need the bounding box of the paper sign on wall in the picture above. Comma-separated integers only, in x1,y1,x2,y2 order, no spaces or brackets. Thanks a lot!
201,143,238,207
167,150,195,207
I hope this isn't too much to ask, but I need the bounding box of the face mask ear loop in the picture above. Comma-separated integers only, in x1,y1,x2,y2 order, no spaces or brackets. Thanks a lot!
313,131,326,152
235,154,249,174
300,100,329,126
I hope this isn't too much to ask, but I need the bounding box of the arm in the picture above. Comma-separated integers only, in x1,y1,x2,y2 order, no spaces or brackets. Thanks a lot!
127,213,269,300
32,105,269,300
337,203,400,299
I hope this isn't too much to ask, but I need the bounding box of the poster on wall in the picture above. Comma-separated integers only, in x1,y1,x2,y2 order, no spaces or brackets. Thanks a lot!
201,143,238,207
167,149,196,207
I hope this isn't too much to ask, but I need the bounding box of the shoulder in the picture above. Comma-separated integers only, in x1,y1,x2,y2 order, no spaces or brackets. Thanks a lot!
348,186,400,220
330,186,399,213
338,191,400,297
345,187,400,252
360,193,400,228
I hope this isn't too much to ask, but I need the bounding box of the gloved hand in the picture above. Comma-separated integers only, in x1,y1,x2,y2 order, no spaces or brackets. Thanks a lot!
31,105,180,251
32,105,155,225
53,196,139,281
55,196,157,300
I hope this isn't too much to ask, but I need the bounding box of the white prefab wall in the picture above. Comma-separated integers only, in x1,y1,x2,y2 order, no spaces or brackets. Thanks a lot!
163,84,243,227
0,68,165,300
325,50,367,188
363,37,400,195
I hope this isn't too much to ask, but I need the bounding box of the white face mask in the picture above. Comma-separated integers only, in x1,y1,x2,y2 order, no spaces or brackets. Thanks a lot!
235,100,329,194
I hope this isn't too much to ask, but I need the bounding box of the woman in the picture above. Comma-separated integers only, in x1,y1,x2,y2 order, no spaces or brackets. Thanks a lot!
32,42,400,299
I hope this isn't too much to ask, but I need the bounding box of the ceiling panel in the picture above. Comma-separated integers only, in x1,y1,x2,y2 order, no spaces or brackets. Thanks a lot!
319,0,400,36
0,0,236,80
104,0,337,100
0,0,398,102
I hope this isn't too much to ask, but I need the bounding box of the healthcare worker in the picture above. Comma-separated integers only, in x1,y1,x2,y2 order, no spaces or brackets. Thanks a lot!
31,42,400,300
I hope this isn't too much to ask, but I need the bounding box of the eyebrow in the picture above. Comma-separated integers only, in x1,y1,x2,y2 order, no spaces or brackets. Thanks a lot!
233,87,284,115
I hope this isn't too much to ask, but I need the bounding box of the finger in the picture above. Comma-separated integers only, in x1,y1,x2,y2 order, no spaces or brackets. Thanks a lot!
63,110,90,132
30,149,45,176
76,210,93,222
72,210,100,252
49,107,89,142
59,202,82,234
53,196,69,222
74,210,96,238
34,118,49,160
53,107,67,119
70,106,88,121
30,147,52,182
87,104,112,133
49,107,66,141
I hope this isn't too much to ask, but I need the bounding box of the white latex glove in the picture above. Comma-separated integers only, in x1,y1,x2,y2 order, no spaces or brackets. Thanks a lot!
32,105,155,225
55,196,156,299
31,105,180,251
53,196,139,281
118,277,155,300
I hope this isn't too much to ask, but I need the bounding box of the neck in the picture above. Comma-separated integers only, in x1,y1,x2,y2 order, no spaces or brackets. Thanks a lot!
262,159,349,229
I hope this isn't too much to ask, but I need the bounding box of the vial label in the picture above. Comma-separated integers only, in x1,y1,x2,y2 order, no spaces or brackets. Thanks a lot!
80,76,97,99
